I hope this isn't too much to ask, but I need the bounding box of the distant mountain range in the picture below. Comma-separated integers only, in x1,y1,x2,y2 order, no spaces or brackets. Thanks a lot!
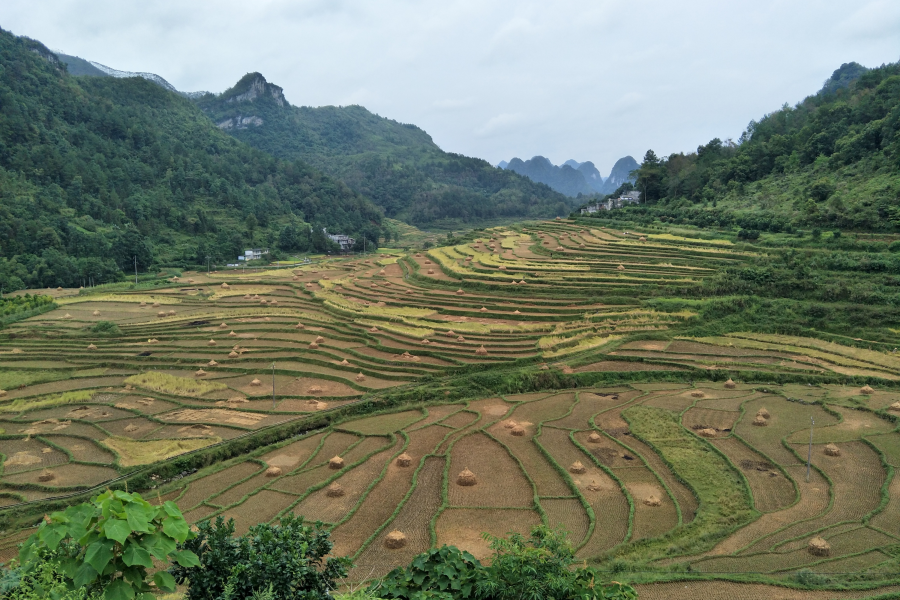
499,155,638,197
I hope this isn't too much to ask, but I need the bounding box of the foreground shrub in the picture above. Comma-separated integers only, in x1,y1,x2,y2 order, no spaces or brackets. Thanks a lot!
375,545,481,599
4,558,102,600
372,526,637,600
17,490,198,600
170,514,350,600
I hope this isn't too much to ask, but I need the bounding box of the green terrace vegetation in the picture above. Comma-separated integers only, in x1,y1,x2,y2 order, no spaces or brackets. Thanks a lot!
3,222,900,597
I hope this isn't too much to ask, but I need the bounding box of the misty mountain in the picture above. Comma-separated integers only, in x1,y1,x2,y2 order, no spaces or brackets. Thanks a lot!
503,156,594,196
598,155,639,194
500,155,630,197
194,73,573,226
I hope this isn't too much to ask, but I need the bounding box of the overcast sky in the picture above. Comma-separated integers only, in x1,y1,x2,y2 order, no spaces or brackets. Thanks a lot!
2,1,899,173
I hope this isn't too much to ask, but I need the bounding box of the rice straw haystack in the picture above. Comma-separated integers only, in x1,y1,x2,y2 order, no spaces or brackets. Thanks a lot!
588,432,602,443
87,344,97,350
385,530,407,549
503,420,517,429
355,372,366,382
457,335,465,342
724,378,736,389
195,369,207,377
690,391,704,398
228,351,239,358
586,480,602,492
643,495,662,507
92,310,101,316
569,461,587,474
617,264,625,271
250,378,262,387
457,468,477,486
308,342,319,349
476,345,488,355
326,483,345,497
296,322,305,329
329,456,345,470
757,408,770,420
396,453,412,467
808,537,831,556
753,415,768,426
229,331,238,337
890,402,900,412
38,470,56,482
207,339,217,346
207,360,218,367
698,428,717,438
511,425,526,436
824,443,841,457
340,359,350,366
265,466,282,477
860,385,875,395
456,289,465,295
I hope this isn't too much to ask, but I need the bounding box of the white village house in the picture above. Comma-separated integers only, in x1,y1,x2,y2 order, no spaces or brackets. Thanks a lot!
580,190,641,214
324,228,355,252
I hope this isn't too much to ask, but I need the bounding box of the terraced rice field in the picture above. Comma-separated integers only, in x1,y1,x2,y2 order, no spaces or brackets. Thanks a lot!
2,221,900,594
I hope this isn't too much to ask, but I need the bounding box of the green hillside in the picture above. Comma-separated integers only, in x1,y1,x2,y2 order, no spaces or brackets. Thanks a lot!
0,30,384,291
194,73,573,227
616,61,900,232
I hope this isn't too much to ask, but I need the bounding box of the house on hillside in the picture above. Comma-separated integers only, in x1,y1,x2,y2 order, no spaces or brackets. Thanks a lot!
324,228,356,252
579,190,642,214
239,248,269,261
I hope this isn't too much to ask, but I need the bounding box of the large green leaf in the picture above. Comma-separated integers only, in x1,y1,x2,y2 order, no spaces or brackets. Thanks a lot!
171,549,200,568
104,579,136,600
37,522,67,550
162,501,182,517
85,539,115,573
103,518,132,544
162,516,189,542
123,543,153,568
153,571,176,592
140,532,176,561
124,503,154,534
73,561,98,588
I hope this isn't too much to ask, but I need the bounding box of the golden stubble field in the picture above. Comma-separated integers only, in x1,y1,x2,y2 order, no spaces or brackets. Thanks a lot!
2,222,900,596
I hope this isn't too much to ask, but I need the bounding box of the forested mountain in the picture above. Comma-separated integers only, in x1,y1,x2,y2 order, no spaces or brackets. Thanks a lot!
0,29,383,290
194,73,573,226
625,61,900,232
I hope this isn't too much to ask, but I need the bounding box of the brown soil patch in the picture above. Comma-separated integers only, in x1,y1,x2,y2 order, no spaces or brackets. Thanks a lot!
436,508,540,561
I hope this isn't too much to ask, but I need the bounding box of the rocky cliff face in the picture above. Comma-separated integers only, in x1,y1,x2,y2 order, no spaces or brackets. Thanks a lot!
224,73,285,107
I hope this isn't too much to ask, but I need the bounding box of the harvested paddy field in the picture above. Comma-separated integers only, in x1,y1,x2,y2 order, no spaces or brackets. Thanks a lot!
3,221,900,595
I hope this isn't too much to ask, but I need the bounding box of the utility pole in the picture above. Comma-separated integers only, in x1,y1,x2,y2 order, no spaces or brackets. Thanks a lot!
271,361,276,409
134,256,138,286
806,417,815,482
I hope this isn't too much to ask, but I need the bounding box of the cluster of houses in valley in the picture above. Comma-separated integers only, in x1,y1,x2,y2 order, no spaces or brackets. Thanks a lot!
579,190,641,214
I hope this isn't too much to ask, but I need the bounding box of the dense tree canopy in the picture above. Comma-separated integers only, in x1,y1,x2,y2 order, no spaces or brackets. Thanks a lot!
625,61,900,231
0,30,383,290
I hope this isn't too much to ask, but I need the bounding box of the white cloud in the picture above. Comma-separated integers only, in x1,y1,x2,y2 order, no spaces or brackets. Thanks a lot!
839,0,900,40
1,0,897,170
433,98,476,110
475,112,527,137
